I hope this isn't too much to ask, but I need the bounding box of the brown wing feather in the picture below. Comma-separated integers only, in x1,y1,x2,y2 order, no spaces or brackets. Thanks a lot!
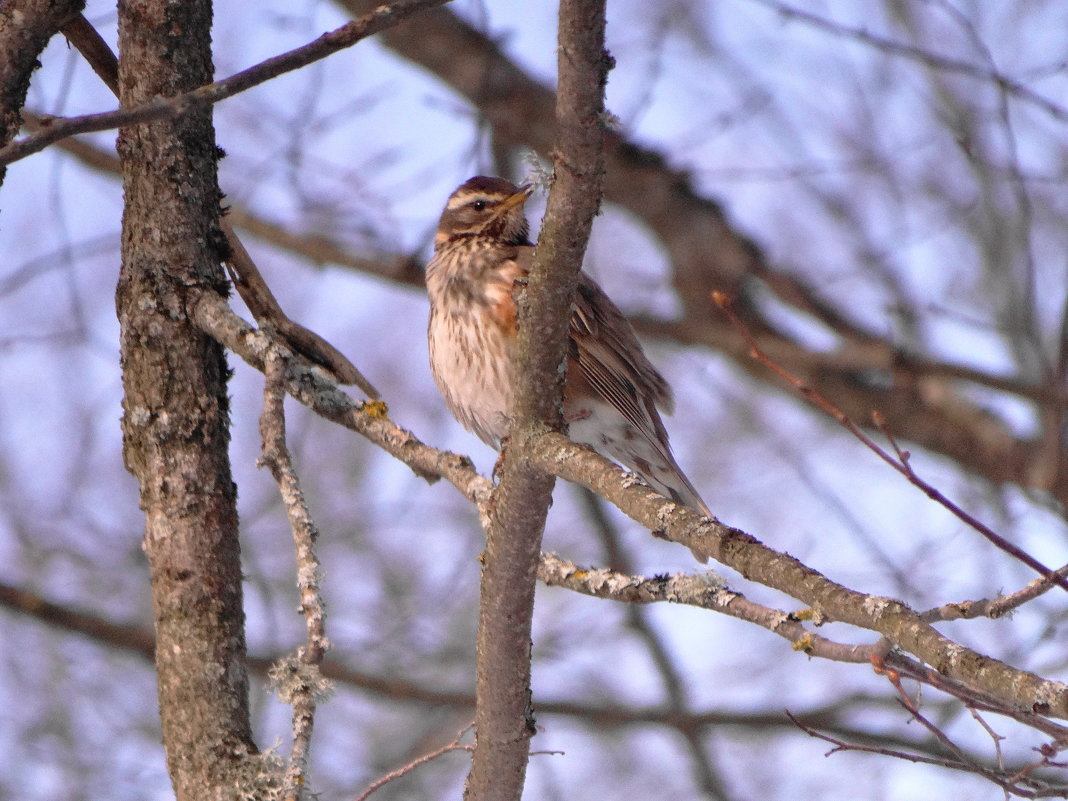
513,247,673,434
570,273,676,449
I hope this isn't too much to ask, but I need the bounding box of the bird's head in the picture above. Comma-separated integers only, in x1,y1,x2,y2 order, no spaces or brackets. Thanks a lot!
435,176,533,249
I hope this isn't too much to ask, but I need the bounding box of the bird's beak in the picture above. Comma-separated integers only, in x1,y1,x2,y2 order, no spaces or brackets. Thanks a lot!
494,184,534,214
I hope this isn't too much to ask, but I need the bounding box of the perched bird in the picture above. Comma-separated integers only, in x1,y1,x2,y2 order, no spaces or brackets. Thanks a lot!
426,176,710,550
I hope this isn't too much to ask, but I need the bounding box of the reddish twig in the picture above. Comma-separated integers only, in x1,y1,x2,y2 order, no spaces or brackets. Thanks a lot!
785,709,1068,797
713,291,1068,594
882,662,979,770
970,706,1007,772
355,724,475,801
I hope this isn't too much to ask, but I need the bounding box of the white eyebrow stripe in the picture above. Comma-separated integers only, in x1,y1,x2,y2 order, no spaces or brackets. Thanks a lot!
446,192,491,210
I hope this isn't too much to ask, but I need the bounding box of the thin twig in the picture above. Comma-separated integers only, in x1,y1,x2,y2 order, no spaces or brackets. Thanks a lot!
538,552,873,665
55,14,379,392
743,0,1068,122
920,563,1068,623
884,666,981,770
0,0,450,167
970,706,1007,773
785,711,1068,798
713,291,1068,594
259,352,332,800
355,724,474,801
224,219,379,394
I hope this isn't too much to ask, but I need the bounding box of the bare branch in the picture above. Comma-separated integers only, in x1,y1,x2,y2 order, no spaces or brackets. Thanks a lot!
0,0,450,167
191,291,490,502
715,291,1068,593
539,552,874,664
577,492,732,798
922,564,1068,624
0,0,85,185
463,1,609,798
259,353,332,800
224,220,379,393
355,724,474,801
786,710,1068,798
525,429,1068,720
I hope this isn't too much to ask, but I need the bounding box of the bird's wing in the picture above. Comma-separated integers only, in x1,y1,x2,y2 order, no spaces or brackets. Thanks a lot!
512,248,673,440
569,271,675,436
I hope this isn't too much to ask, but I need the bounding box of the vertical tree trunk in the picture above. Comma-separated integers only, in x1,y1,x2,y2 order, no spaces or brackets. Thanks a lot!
463,2,608,799
115,1,256,799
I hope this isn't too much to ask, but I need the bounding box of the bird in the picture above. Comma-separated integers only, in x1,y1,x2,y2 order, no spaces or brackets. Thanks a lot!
426,176,710,556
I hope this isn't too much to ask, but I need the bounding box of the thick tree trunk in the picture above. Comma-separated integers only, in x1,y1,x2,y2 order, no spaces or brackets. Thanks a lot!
115,1,256,799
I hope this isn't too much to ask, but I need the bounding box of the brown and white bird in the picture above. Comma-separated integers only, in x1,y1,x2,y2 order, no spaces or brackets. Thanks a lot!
426,176,710,537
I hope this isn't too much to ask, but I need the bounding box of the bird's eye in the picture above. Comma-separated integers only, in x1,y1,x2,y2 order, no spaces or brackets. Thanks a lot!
471,200,487,211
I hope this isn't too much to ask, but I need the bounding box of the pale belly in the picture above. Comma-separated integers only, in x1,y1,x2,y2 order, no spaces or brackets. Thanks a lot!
427,307,516,447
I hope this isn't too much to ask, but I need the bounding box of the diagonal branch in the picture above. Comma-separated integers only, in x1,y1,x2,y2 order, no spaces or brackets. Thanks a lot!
0,0,450,168
0,0,85,185
715,290,1068,593
539,552,872,664
526,429,1068,720
53,14,380,393
191,290,491,502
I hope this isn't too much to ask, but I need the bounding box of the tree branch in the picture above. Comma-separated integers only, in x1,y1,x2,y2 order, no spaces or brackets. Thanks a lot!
526,430,1068,720
0,0,450,168
258,353,332,800
0,0,85,185
355,724,474,801
463,1,609,798
715,290,1068,593
191,291,491,502
539,552,873,665
334,0,1068,506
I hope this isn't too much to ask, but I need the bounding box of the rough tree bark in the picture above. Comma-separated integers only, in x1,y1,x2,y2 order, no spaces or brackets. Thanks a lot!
115,0,256,799
463,1,608,799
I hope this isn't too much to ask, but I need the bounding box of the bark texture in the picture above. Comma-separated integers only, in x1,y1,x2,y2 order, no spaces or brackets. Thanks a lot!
115,0,256,798
463,2,608,799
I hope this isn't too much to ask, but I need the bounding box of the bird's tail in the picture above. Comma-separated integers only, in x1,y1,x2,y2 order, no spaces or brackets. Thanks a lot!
639,458,712,563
